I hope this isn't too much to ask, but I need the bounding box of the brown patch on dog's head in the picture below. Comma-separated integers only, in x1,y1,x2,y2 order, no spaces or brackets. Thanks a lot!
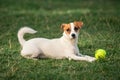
73,21,83,29
61,24,71,34
61,21,83,34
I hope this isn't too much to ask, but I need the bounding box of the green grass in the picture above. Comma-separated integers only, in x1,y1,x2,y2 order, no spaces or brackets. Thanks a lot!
0,0,120,80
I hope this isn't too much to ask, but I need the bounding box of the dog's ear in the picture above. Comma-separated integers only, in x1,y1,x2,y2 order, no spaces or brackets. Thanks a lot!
74,21,83,28
61,24,66,30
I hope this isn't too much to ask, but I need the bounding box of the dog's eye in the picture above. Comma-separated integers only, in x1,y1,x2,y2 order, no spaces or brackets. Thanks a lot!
66,29,70,32
74,27,78,31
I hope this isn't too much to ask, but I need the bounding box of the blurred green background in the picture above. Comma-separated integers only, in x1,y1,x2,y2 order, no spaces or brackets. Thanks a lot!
0,0,120,80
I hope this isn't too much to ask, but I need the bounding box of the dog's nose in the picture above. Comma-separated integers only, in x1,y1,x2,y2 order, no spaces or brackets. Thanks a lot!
71,33,76,38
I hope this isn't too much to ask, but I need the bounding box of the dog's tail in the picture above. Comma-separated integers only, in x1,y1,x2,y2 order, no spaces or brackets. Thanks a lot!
17,27,37,46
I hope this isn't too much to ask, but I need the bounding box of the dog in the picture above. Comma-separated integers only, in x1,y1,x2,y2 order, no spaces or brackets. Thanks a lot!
17,21,96,62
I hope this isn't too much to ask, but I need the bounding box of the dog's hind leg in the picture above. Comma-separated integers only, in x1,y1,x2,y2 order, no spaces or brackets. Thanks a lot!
20,46,42,59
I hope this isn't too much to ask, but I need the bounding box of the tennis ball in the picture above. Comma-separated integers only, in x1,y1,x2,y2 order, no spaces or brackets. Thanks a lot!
95,49,106,59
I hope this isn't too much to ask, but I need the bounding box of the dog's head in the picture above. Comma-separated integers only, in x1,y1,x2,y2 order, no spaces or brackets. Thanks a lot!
61,21,83,40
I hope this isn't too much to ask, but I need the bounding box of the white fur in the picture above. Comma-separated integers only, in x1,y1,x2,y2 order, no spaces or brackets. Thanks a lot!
18,27,37,46
70,23,77,39
18,23,96,62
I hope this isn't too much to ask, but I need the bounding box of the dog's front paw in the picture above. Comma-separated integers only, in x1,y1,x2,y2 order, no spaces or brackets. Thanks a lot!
88,57,96,62
84,55,96,62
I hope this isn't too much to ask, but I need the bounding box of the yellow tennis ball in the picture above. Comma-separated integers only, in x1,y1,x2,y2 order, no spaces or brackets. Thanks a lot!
95,49,106,59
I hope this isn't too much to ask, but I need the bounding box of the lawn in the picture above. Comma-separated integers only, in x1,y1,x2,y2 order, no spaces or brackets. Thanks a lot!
0,0,120,80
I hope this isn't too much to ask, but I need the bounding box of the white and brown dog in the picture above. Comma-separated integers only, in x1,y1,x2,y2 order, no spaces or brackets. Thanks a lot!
18,21,96,62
